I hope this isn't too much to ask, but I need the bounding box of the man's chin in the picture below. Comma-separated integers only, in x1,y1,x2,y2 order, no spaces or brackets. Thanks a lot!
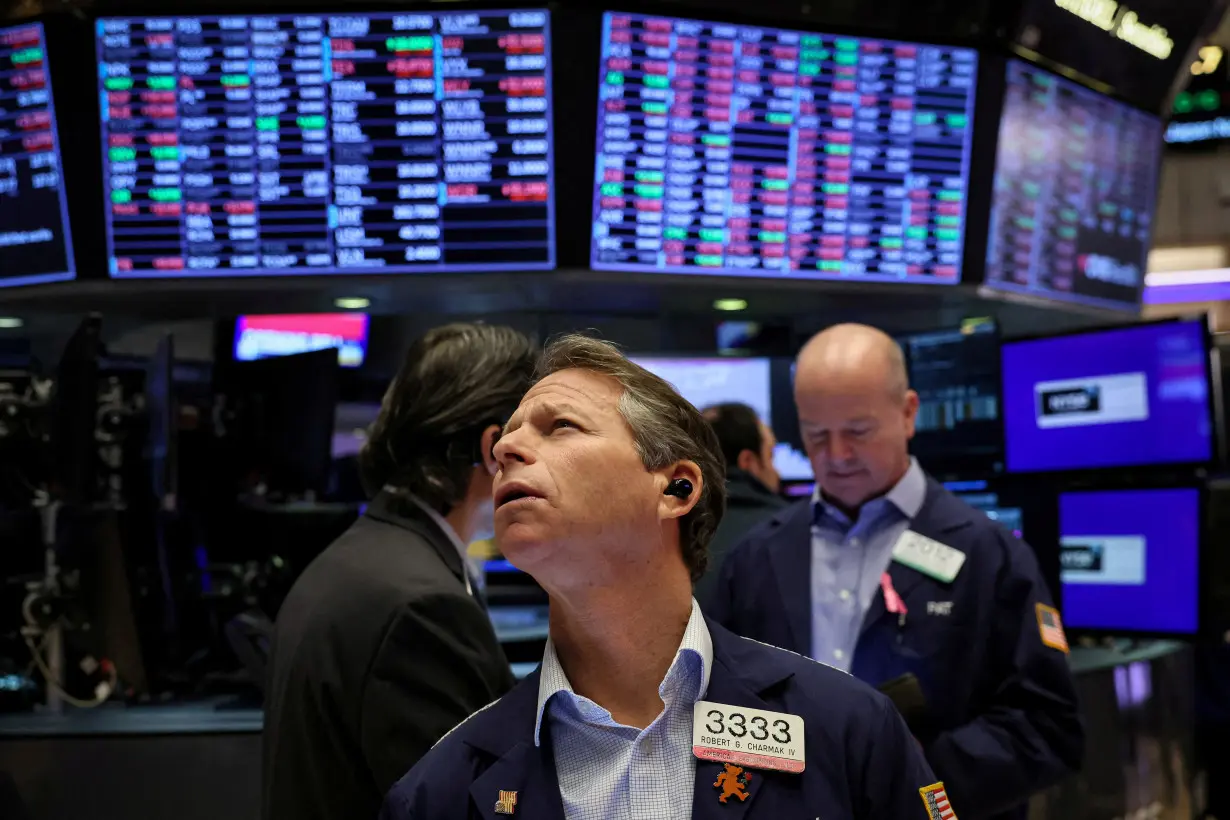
494,525,549,561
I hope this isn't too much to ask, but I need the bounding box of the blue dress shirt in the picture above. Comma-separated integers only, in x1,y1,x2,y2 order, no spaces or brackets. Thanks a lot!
535,599,713,820
810,458,927,670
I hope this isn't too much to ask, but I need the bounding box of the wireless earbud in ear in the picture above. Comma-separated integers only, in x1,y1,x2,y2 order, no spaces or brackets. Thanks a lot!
664,478,694,499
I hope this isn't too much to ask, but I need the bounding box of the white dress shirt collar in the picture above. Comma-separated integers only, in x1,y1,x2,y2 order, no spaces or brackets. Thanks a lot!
533,597,714,746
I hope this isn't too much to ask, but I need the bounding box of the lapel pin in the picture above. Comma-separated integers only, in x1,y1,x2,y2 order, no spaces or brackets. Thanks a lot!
494,790,518,815
714,763,751,804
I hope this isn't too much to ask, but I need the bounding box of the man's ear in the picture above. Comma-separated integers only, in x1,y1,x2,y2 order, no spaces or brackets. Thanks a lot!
903,389,920,440
658,460,704,521
480,424,501,476
735,449,758,474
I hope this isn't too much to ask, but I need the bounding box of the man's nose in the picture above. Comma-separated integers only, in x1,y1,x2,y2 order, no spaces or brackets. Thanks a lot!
827,436,855,463
494,427,532,466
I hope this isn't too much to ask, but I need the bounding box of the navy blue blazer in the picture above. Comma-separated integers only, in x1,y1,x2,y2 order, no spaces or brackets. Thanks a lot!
706,477,1085,820
382,620,945,820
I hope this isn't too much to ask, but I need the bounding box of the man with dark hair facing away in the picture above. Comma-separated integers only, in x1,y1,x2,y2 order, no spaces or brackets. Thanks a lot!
263,323,536,820
695,402,786,609
382,334,949,820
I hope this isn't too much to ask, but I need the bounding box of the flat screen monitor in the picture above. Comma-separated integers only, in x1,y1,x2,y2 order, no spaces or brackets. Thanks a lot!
591,12,979,284
1001,318,1216,473
949,489,1023,540
96,11,555,278
985,60,1162,312
1059,487,1201,635
899,320,1002,469
631,356,813,481
0,22,75,287
234,313,368,368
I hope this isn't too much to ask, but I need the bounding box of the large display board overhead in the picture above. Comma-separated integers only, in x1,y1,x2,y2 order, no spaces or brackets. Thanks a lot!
590,12,979,284
985,60,1162,312
96,11,555,278
0,22,76,287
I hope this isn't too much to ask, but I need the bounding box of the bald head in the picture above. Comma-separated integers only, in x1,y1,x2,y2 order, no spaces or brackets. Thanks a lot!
793,324,918,516
795,323,909,402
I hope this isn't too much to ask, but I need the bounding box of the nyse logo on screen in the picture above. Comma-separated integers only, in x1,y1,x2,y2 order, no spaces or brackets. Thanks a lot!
1060,544,1103,572
1034,373,1149,429
1060,535,1146,586
1042,387,1100,415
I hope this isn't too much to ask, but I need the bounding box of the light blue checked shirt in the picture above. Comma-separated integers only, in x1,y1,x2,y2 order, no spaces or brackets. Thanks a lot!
534,598,713,820
810,458,927,670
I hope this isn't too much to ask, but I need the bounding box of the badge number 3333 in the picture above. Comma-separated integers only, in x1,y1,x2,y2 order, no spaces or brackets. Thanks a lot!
691,701,806,774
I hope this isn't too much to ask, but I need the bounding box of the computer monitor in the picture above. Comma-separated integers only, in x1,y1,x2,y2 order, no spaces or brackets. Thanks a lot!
591,12,979,284
898,320,1002,473
950,489,1024,540
944,476,1061,603
1001,318,1217,473
1059,487,1201,635
146,335,177,508
96,10,555,278
984,59,1163,312
630,356,813,481
234,313,369,369
52,317,102,504
0,22,75,287
231,348,340,497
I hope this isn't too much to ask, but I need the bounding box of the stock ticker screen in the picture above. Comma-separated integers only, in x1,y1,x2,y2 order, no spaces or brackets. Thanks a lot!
0,22,75,287
591,12,979,284
96,11,554,278
985,60,1162,311
899,320,1002,467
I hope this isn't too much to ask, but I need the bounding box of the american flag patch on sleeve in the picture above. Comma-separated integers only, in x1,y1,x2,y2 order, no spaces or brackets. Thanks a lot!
1035,603,1070,653
920,782,957,820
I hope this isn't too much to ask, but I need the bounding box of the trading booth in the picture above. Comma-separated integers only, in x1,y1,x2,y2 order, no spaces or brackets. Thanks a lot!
0,0,1227,817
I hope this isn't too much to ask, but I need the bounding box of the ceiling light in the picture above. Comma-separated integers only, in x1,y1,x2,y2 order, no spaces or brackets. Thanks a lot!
713,298,747,312
0,317,23,329
334,297,370,310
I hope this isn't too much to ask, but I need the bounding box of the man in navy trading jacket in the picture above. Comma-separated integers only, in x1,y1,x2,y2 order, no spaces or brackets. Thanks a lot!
708,324,1085,820
383,334,954,820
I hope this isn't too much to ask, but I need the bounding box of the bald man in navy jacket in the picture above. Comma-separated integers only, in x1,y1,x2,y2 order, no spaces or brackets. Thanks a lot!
707,324,1084,820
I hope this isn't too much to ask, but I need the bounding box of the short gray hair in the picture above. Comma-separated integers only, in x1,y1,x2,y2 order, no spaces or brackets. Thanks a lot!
534,334,726,581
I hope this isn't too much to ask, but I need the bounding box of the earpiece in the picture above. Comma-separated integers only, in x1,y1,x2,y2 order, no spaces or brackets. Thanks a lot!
664,478,694,499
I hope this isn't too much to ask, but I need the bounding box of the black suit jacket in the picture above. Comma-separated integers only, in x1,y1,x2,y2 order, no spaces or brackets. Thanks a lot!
262,491,516,820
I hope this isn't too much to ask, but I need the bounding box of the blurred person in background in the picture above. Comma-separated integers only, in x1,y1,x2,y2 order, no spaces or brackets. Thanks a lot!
262,323,536,820
383,334,947,820
694,402,786,609
709,323,1083,820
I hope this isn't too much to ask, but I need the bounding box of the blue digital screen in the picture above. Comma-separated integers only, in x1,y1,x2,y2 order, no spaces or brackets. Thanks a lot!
96,10,555,278
591,11,979,284
1001,319,1215,473
1060,487,1200,635
985,60,1162,311
0,22,75,287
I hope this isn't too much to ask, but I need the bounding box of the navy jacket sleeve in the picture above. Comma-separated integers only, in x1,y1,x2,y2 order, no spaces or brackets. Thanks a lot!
860,692,943,819
923,530,1085,817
